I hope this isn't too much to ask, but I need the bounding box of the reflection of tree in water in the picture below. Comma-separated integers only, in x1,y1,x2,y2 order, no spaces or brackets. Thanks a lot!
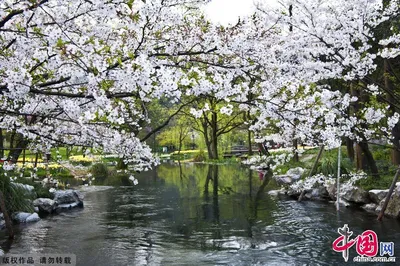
247,169,273,238
203,164,221,240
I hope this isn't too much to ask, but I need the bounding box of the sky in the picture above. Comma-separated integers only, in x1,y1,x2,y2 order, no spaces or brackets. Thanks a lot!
204,0,279,25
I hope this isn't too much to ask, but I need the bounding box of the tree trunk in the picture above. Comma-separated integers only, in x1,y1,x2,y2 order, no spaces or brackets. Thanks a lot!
346,138,355,162
355,143,365,170
384,59,400,165
247,130,253,156
0,191,14,239
210,111,218,159
0,129,3,159
378,167,400,221
358,141,380,178
293,138,299,162
202,121,213,159
7,133,29,163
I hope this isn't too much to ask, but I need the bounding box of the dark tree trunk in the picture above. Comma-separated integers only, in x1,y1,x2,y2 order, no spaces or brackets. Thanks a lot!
346,138,355,162
247,130,253,156
210,111,218,159
358,141,380,178
202,121,213,159
293,138,299,162
0,191,14,239
0,129,3,159
384,59,400,165
7,133,28,163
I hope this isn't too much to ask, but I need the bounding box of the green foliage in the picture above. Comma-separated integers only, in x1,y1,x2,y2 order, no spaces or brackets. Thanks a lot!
316,153,354,176
12,176,54,199
91,163,109,180
0,174,34,214
193,150,206,162
356,174,394,191
371,145,391,161
95,170,130,186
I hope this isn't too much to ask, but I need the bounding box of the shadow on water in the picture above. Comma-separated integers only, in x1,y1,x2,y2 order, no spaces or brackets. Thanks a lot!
1,163,400,266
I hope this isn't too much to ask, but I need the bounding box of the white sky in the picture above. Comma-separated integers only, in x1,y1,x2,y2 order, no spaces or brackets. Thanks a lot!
204,0,280,26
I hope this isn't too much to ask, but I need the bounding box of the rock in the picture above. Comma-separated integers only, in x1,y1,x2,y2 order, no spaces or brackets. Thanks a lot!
0,219,5,230
268,189,286,197
275,175,294,185
33,198,56,213
326,183,337,200
54,190,84,204
286,167,305,181
34,207,39,213
57,202,82,210
26,213,40,223
362,203,378,212
336,198,351,207
368,189,389,204
0,247,3,256
305,188,320,199
53,190,84,212
378,189,400,218
343,187,370,204
268,190,279,196
12,212,32,223
287,188,302,199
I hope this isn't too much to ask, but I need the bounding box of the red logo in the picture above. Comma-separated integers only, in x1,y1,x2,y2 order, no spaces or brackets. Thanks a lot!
332,224,379,262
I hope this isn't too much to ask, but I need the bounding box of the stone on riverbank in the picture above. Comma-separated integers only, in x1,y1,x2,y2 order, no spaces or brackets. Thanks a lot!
286,167,305,178
12,212,40,223
343,187,370,204
274,167,304,186
54,190,84,212
377,186,400,218
368,189,389,204
26,213,40,223
362,203,378,212
305,187,330,200
33,198,57,214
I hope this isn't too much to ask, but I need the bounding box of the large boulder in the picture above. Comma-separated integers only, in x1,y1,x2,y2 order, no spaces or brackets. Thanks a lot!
33,198,57,214
286,167,305,180
377,186,400,218
53,190,84,212
275,175,294,185
305,186,330,200
26,213,40,223
325,183,337,200
12,212,31,223
362,203,378,213
54,190,84,204
368,189,389,204
343,187,371,204
274,168,305,185
12,212,40,223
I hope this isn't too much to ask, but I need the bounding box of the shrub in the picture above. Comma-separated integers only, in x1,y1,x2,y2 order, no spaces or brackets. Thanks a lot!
0,174,34,214
193,150,206,162
91,163,109,180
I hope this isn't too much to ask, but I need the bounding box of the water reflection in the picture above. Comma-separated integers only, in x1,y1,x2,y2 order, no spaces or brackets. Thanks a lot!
1,163,400,266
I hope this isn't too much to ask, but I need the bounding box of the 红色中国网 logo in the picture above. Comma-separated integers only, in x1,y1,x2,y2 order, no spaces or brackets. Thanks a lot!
332,224,396,263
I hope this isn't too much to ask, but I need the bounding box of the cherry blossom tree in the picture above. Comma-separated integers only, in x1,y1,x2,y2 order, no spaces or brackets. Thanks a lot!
0,0,228,172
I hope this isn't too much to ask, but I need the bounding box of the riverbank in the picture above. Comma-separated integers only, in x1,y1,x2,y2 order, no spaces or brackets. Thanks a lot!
268,167,400,219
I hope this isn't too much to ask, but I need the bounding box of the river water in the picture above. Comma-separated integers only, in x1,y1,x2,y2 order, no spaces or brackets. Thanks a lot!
1,163,399,265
